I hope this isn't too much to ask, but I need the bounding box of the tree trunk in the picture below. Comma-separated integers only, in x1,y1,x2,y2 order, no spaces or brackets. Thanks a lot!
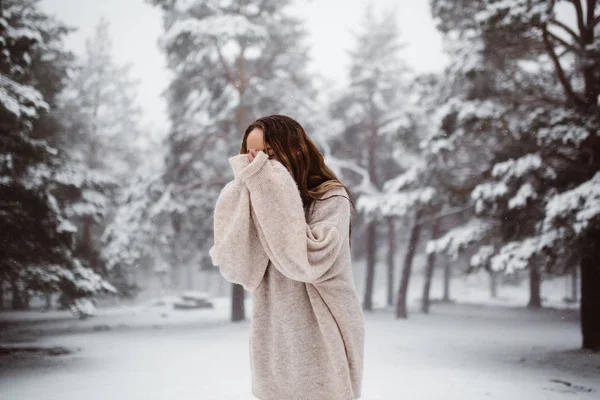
187,263,194,291
362,221,377,311
442,259,451,303
23,291,31,310
528,263,542,309
386,217,396,307
231,283,245,322
580,228,600,351
10,275,26,310
489,270,498,299
82,218,93,263
422,216,441,314
0,275,4,310
45,292,52,310
571,266,578,302
363,91,379,311
395,210,422,319
170,214,182,291
580,2,599,107
170,264,182,291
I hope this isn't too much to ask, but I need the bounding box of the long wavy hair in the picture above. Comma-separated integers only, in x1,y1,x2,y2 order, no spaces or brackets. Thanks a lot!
240,115,355,244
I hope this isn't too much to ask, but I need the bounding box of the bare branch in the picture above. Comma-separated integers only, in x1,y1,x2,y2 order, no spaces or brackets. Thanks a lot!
542,25,587,107
549,19,581,43
568,0,586,34
416,205,474,226
236,42,248,93
317,137,378,195
594,15,600,27
546,30,579,53
213,38,237,87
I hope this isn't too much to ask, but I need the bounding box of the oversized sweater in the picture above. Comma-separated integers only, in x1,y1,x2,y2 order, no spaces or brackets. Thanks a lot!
209,150,364,400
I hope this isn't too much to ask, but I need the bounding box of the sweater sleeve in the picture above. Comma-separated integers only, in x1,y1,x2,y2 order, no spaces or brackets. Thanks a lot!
208,155,269,292
237,150,350,284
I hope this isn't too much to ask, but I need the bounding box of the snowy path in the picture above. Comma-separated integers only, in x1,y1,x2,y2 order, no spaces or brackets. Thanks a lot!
1,303,598,399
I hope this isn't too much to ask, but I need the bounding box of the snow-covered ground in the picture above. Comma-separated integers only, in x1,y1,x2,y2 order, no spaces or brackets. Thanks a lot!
361,263,581,311
1,297,598,400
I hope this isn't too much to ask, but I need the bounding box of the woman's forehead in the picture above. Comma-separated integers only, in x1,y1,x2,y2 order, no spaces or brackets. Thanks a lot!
247,128,271,148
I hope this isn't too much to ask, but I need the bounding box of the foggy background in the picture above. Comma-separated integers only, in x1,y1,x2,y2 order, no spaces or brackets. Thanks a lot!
1,0,599,399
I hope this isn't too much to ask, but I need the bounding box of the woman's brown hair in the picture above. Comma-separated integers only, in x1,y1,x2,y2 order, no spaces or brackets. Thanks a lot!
240,115,355,244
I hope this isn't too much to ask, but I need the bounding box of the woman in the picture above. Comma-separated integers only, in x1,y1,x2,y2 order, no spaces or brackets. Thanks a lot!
209,115,364,400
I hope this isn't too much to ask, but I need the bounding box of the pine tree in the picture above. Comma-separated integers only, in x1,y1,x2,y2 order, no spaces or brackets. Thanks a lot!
0,0,113,310
101,140,166,298
55,19,145,287
427,0,600,350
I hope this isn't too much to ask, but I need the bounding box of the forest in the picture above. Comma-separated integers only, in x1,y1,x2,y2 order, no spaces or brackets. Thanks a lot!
1,0,599,355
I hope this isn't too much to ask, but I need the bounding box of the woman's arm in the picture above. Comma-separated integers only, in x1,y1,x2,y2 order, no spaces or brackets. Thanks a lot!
209,155,269,292
238,150,350,284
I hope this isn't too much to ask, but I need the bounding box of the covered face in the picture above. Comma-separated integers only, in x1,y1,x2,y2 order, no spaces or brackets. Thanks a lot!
246,128,276,160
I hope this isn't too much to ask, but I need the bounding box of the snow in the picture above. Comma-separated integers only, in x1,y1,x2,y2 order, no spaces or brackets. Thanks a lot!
382,167,420,192
56,219,77,234
358,187,435,219
492,153,540,178
0,75,49,120
534,108,594,147
148,185,185,217
324,156,377,196
508,182,537,210
20,262,116,295
70,298,96,318
544,172,600,234
491,153,555,181
456,99,505,123
475,0,550,26
1,295,598,400
54,165,115,189
6,26,44,44
81,189,109,208
422,96,506,154
471,181,509,213
444,35,485,76
538,124,590,146
490,230,565,273
69,261,118,294
424,136,453,154
163,15,267,45
427,219,493,258
470,245,495,268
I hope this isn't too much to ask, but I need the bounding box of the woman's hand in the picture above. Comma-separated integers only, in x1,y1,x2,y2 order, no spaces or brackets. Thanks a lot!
248,148,258,163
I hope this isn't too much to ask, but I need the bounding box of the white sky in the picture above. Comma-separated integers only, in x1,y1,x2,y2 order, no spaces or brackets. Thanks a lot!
40,0,447,133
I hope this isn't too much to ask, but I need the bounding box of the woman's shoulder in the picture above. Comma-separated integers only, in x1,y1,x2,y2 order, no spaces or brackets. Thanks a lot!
310,186,351,215
319,186,349,200
308,186,352,227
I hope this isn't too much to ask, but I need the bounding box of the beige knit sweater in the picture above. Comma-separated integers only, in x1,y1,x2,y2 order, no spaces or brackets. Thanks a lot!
209,150,364,400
